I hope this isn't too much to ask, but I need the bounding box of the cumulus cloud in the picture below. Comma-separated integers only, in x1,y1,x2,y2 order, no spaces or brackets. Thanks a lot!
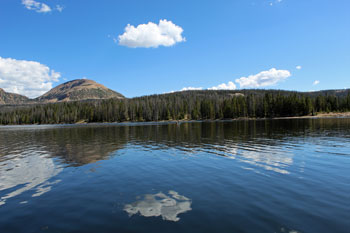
0,57,60,98
296,65,302,70
22,0,51,13
118,19,185,48
313,80,320,85
179,68,290,92
208,81,237,90
235,68,291,88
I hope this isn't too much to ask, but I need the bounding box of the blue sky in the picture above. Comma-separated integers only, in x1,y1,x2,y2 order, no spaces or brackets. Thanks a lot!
0,0,349,98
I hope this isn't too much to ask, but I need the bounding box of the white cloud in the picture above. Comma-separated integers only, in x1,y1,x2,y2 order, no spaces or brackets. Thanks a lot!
0,57,60,98
22,0,51,13
296,65,302,70
270,0,282,6
313,80,320,85
108,35,118,43
180,81,237,92
118,19,185,48
235,68,291,88
181,87,203,91
56,5,64,12
208,81,237,90
179,68,290,92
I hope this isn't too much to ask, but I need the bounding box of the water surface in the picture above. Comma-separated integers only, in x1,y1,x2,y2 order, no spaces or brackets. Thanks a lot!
0,119,349,233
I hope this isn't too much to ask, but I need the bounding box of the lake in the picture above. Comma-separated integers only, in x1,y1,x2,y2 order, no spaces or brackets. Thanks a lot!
0,119,349,233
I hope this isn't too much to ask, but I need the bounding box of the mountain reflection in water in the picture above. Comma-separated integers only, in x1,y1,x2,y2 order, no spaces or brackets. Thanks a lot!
0,119,349,233
1,119,349,205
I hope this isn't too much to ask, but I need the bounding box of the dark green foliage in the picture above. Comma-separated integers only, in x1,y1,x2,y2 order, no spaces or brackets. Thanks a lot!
0,89,350,125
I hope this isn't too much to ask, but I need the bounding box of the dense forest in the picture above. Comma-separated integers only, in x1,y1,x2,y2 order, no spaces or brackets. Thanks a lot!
0,89,350,125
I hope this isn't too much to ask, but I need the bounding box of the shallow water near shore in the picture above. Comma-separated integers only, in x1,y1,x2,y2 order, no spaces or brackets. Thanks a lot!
0,118,349,233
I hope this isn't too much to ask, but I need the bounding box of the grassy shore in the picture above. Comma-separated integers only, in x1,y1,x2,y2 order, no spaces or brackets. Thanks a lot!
276,112,350,119
315,112,350,117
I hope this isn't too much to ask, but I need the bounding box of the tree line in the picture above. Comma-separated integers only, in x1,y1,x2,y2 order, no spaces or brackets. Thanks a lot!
0,90,349,125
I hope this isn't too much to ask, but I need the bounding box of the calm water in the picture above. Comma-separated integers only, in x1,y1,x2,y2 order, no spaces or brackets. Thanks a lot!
0,119,349,233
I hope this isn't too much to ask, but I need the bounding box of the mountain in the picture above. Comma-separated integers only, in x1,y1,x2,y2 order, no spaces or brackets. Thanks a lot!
35,79,124,103
0,88,30,105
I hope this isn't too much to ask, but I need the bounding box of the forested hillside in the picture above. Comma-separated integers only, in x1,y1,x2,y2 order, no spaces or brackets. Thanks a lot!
0,89,349,125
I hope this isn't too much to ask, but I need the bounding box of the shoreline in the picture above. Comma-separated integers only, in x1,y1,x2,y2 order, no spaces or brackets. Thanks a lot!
268,112,350,120
0,112,349,127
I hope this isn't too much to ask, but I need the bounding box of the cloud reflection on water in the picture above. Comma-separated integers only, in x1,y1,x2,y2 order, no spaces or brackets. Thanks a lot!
124,191,192,222
0,153,62,206
226,146,293,174
205,144,294,175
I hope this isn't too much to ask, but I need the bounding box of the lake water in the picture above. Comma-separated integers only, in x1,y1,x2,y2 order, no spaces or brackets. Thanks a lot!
0,119,349,233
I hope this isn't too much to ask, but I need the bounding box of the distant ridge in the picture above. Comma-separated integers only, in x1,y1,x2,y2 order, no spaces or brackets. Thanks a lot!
0,88,30,105
1,78,349,106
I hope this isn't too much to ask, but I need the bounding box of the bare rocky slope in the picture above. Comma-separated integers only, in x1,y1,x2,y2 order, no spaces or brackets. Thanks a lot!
0,79,124,105
0,88,30,105
35,79,124,103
